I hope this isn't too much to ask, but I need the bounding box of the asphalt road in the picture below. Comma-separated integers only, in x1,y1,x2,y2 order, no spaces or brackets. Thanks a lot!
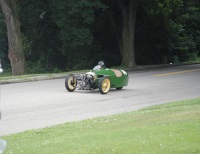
0,64,200,136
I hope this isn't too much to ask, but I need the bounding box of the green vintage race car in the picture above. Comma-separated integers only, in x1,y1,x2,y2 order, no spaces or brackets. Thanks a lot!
65,61,128,94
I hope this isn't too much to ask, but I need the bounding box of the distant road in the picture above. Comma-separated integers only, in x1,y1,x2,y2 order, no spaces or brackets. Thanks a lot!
0,64,200,136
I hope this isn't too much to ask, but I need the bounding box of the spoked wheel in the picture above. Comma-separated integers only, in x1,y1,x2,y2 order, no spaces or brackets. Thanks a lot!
65,74,77,92
99,77,111,94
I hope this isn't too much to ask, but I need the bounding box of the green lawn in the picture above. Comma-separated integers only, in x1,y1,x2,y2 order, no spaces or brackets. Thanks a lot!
2,98,200,154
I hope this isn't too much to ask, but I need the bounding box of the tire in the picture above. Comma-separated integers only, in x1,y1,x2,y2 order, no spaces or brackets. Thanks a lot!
65,74,77,92
116,87,123,90
99,77,111,94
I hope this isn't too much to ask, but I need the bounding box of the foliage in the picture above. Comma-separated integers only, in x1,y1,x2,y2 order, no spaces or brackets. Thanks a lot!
49,0,107,69
3,98,200,154
135,0,200,64
50,0,103,51
0,0,199,73
18,0,65,73
182,1,200,59
16,0,107,72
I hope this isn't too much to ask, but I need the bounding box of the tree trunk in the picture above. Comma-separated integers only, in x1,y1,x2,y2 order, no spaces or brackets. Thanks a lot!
116,0,139,68
0,0,25,75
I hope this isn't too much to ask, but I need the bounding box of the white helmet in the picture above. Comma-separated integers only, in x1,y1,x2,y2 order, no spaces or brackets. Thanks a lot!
98,61,104,67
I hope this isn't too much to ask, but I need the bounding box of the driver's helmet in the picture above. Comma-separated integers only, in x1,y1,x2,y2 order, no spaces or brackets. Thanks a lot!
98,61,104,67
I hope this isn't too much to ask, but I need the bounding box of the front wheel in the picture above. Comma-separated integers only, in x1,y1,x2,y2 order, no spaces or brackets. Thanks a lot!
65,74,77,92
99,77,111,94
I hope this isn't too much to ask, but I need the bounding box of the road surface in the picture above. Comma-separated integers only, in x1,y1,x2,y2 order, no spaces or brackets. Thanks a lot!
0,64,200,136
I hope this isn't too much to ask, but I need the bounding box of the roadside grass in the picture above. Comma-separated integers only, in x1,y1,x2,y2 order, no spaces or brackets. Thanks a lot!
0,70,89,80
0,70,89,83
2,98,200,154
185,56,200,64
192,56,200,63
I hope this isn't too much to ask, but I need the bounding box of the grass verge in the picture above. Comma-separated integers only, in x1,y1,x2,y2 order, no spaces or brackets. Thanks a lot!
0,70,89,84
2,98,200,154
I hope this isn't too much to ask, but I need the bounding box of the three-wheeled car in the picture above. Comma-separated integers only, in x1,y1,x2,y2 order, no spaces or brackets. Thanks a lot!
65,61,128,94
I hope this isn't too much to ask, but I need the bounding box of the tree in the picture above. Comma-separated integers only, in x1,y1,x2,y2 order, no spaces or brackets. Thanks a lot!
0,0,26,75
103,0,139,68
117,0,139,68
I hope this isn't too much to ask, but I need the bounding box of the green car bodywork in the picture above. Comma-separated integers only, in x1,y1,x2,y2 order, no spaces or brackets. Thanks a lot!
91,68,128,89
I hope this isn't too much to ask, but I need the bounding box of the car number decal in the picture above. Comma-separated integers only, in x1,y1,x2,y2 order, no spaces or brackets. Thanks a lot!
121,70,127,75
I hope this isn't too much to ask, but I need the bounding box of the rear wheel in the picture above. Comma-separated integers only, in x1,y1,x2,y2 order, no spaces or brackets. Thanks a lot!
65,74,77,92
99,77,110,94
116,87,123,90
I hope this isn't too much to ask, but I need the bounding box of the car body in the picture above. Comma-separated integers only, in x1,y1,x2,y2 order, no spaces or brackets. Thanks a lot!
65,67,128,94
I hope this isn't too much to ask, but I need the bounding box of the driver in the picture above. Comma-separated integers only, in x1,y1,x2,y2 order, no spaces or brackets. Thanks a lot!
0,60,3,73
93,61,105,70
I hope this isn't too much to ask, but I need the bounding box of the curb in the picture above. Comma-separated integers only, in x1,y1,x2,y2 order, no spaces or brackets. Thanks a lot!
125,62,200,71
